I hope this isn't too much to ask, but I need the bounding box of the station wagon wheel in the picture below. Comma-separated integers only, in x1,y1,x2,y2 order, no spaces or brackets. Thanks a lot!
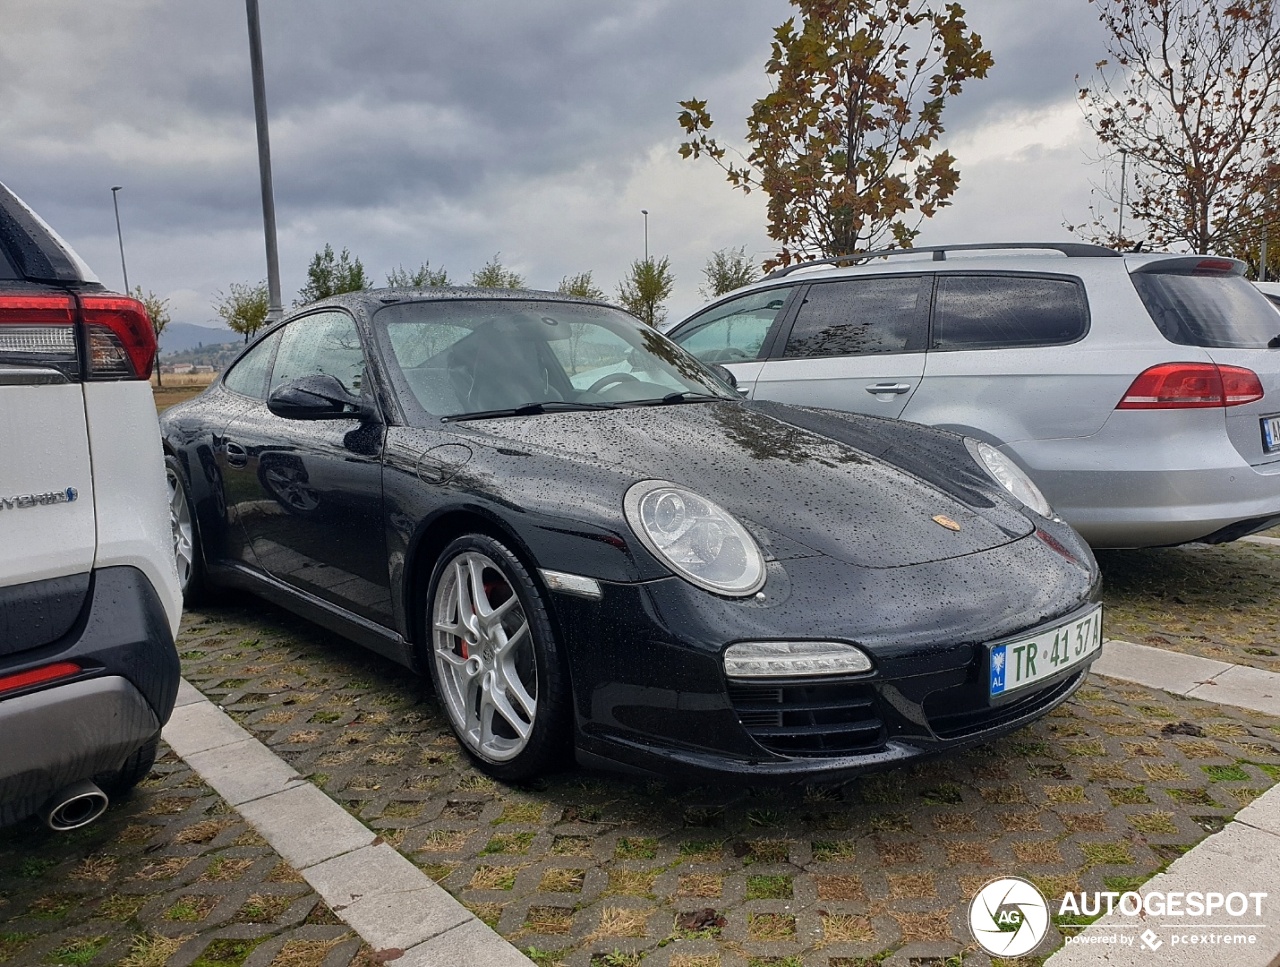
427,535,569,780
164,455,204,602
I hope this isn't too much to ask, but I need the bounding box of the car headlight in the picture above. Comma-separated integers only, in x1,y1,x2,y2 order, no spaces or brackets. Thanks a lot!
624,480,766,596
966,439,1053,518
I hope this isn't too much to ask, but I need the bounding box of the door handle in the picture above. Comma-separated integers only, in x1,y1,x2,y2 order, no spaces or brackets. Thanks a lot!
225,441,248,469
865,382,912,395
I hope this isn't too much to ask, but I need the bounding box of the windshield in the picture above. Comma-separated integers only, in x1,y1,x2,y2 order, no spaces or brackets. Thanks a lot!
374,299,736,419
1131,272,1280,349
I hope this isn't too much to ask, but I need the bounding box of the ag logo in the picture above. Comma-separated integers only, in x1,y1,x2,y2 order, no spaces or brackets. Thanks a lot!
968,876,1049,957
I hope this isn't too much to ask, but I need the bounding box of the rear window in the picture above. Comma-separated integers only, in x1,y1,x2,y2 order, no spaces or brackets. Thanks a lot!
932,275,1087,350
1132,273,1280,349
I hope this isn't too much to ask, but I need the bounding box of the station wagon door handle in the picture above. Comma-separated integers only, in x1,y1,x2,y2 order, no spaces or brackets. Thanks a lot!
225,441,248,468
864,382,912,395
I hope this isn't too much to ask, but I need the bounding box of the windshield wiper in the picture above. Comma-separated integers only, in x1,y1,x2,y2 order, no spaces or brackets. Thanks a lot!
442,400,620,422
625,391,732,407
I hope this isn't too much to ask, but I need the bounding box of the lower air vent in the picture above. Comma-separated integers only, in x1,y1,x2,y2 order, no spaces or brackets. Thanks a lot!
725,679,885,757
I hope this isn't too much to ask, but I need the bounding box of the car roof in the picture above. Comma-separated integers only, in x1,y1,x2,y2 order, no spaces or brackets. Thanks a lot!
0,181,101,286
293,285,616,317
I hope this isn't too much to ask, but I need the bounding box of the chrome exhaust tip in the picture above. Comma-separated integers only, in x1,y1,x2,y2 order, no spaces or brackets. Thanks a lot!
40,780,110,832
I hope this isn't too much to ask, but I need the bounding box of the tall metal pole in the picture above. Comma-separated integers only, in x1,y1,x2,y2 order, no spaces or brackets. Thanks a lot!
1262,236,1269,283
246,0,283,323
1117,149,1128,247
641,209,649,262
110,186,130,294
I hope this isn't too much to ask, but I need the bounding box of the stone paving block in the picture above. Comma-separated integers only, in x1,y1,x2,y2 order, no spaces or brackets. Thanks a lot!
163,696,258,756
1234,782,1280,838
305,842,473,949
1188,663,1280,716
174,676,206,707
1092,640,1233,695
184,736,307,806
238,781,376,870
397,918,535,967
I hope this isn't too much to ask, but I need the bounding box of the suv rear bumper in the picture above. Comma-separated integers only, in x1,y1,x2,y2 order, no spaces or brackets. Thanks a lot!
0,565,179,824
0,677,160,821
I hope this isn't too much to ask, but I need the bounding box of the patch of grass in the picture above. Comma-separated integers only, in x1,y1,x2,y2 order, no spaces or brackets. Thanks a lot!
605,869,657,898
1081,842,1134,866
1142,763,1189,781
464,901,503,928
678,839,723,862
539,868,586,893
165,894,218,922
821,913,875,944
1202,763,1250,782
591,951,642,967
190,937,267,967
1166,787,1219,807
744,838,790,864
525,906,575,935
613,837,658,860
233,893,294,923
27,893,77,919
524,948,573,967
470,865,522,891
812,840,856,862
1045,785,1087,804
98,893,150,921
482,832,535,855
120,931,183,967
920,783,963,805
1104,874,1149,893
745,874,793,900
16,857,56,878
47,936,108,965
867,813,913,832
1107,786,1152,805
592,906,649,939
747,912,796,942
1129,811,1178,835
0,934,34,960
494,801,543,825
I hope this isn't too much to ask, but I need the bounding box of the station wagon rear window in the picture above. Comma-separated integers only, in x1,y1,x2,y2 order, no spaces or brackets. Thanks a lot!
1132,272,1280,349
932,275,1087,350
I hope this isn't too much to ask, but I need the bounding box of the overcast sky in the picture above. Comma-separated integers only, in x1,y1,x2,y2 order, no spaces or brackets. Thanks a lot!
1,0,1116,329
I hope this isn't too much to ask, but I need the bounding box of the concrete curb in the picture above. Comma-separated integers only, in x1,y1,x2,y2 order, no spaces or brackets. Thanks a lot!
163,679,534,966
1043,643,1280,965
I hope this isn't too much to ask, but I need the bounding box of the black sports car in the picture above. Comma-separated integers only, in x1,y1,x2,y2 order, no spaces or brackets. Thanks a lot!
161,288,1102,782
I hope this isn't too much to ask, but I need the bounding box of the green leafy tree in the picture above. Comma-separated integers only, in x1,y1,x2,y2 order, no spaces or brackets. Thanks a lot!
386,262,450,287
296,243,369,305
699,247,760,299
1074,0,1280,256
617,257,674,327
678,0,993,268
470,254,525,289
214,281,270,344
556,271,606,300
133,286,171,385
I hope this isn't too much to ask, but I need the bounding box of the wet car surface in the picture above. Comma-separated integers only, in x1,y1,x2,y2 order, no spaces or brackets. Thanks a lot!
161,288,1101,784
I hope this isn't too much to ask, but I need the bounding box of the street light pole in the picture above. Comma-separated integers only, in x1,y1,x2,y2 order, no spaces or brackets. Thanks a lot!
246,0,283,323
641,209,649,263
110,186,130,294
1117,148,1128,247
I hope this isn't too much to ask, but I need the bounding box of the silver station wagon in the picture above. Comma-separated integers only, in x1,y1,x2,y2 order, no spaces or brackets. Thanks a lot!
668,243,1280,548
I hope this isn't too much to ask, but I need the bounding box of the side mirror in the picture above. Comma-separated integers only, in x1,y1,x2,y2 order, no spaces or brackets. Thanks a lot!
710,363,738,390
267,374,371,421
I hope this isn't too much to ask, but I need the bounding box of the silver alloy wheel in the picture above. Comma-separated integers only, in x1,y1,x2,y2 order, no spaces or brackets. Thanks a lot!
432,551,537,763
166,467,194,592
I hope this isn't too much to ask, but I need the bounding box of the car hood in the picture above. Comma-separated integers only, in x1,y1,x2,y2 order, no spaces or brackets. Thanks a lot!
452,401,1035,569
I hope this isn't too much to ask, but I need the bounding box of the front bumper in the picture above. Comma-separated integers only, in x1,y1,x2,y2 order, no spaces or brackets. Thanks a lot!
550,529,1100,783
0,565,179,824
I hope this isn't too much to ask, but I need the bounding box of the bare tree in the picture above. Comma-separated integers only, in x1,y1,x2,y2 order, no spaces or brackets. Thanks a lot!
1075,0,1280,256
134,287,171,386
678,0,992,268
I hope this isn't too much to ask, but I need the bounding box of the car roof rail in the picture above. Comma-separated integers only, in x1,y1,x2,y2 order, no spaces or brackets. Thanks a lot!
762,242,1122,280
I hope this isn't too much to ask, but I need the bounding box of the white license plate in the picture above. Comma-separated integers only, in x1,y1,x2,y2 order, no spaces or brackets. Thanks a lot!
989,606,1102,698
1262,415,1280,454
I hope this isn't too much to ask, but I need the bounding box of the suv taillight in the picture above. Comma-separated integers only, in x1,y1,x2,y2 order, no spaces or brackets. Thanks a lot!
0,292,155,381
80,294,156,380
0,294,78,371
1117,363,1264,409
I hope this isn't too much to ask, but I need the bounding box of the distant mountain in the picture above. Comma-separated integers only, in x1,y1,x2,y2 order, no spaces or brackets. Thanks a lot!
160,323,240,354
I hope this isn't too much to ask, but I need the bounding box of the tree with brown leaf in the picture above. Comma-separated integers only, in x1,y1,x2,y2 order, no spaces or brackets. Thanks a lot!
677,0,992,269
1076,0,1280,258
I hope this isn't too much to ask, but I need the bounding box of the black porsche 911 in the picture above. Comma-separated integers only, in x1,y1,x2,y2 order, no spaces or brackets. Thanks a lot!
161,287,1102,782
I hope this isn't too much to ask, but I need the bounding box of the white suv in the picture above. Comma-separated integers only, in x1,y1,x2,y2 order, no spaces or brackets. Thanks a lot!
0,181,181,829
668,243,1280,548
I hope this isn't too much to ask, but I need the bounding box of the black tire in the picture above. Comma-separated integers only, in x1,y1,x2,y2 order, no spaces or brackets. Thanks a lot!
165,454,207,604
97,735,159,798
424,534,570,782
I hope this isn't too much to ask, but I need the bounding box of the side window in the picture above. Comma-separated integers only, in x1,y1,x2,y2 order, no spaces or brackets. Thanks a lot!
269,311,366,395
673,289,789,363
783,276,927,359
222,330,281,400
933,276,1087,350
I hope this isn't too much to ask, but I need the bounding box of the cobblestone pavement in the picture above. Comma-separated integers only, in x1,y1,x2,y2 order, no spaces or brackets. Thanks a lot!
164,593,1280,967
1098,542,1280,673
0,748,376,967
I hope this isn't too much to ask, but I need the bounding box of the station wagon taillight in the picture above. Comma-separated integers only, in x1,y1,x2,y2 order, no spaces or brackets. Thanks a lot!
0,291,155,380
1116,362,1264,409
